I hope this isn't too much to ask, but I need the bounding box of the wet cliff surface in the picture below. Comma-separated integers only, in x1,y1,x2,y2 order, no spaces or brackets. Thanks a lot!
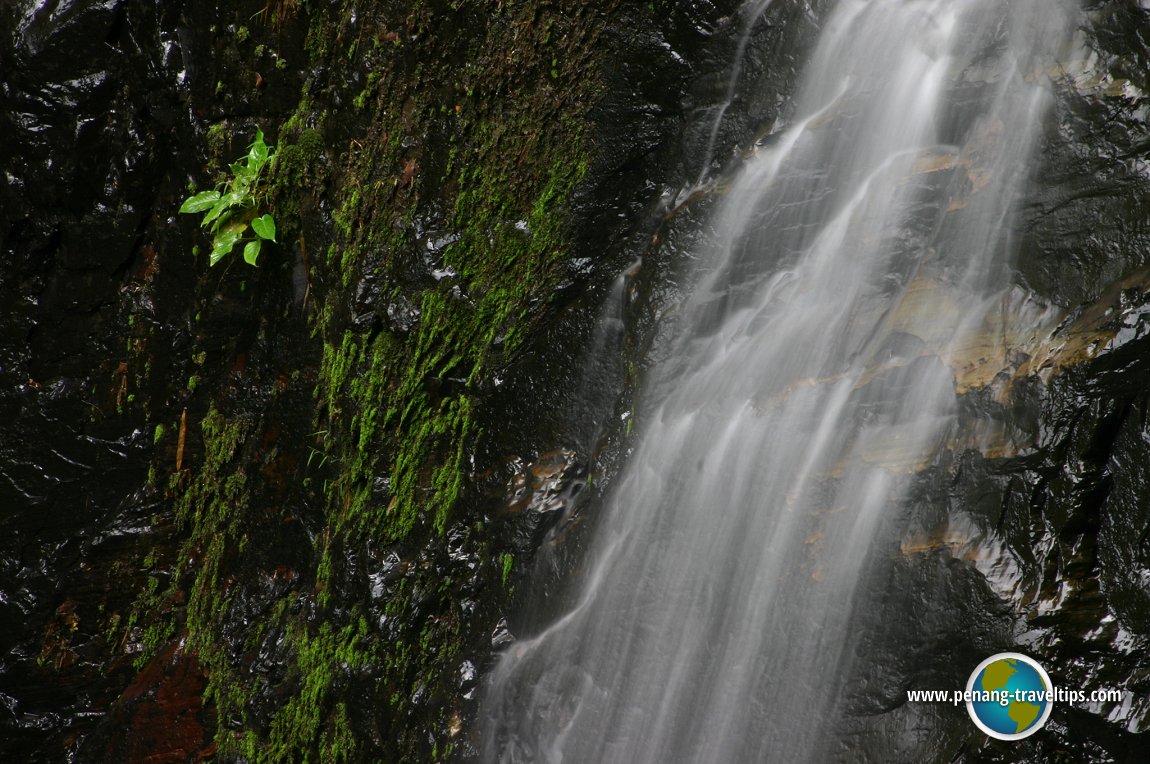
1,0,1149,762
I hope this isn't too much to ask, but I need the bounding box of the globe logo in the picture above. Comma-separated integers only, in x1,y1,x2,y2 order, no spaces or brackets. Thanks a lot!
966,653,1053,740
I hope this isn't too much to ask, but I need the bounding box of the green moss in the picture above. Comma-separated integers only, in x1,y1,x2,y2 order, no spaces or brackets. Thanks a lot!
123,403,250,674
176,409,247,626
206,121,230,160
271,127,326,230
262,620,368,762
320,702,356,763
500,552,514,587
135,617,176,671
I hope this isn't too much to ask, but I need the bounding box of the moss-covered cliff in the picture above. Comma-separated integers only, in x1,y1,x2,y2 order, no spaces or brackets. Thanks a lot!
109,1,636,761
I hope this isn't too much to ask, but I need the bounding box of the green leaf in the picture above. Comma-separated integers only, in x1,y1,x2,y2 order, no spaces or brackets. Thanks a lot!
208,190,250,233
202,196,233,227
208,213,233,236
179,190,221,214
251,214,276,242
247,133,269,171
230,174,253,200
243,239,262,266
210,221,247,265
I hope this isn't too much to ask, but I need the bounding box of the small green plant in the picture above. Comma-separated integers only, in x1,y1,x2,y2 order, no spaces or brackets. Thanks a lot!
179,129,278,266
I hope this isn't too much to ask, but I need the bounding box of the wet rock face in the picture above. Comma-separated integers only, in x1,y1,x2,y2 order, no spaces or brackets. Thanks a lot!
94,643,215,764
1,0,173,387
1018,2,1150,309
501,450,587,552
0,0,192,759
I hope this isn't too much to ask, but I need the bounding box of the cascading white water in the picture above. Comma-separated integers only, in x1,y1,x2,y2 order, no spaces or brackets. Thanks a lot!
479,0,1075,761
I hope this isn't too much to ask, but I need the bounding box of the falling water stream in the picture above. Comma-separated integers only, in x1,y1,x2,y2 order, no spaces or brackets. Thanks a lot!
479,0,1074,761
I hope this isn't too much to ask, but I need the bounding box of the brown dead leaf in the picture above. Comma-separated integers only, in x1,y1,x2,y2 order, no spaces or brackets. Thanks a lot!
401,158,417,188
176,408,187,471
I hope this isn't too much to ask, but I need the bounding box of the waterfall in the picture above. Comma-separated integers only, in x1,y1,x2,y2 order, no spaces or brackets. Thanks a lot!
478,0,1075,761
